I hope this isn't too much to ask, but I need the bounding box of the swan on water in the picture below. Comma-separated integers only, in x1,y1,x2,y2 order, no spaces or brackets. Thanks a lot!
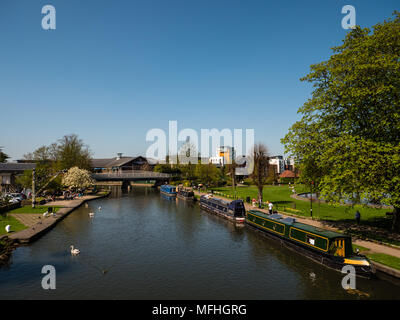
70,245,80,255
89,212,94,218
98,206,102,211
5,225,10,233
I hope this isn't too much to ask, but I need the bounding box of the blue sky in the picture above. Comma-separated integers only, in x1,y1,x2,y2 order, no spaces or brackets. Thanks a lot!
0,0,398,160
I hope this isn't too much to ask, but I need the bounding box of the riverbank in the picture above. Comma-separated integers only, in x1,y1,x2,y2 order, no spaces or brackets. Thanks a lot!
195,190,400,280
0,192,110,263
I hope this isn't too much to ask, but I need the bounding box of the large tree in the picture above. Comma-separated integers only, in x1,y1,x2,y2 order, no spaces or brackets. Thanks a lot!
282,12,400,230
57,134,92,170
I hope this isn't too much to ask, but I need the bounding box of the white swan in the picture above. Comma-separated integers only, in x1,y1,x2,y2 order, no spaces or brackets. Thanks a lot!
70,245,80,255
89,212,94,218
5,225,10,233
98,206,102,211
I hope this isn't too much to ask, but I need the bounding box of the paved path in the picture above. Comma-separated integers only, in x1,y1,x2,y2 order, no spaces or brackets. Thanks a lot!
195,191,400,259
8,194,108,243
10,214,46,228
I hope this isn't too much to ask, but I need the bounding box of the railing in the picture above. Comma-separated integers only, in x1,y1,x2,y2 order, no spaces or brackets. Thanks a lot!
91,170,172,180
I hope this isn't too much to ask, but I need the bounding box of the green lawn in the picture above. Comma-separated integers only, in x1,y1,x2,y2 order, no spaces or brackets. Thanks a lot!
0,215,27,236
367,253,400,270
6,206,62,214
212,185,388,222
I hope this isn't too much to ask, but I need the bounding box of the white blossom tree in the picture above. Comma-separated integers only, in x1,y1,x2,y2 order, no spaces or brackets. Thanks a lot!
62,167,94,190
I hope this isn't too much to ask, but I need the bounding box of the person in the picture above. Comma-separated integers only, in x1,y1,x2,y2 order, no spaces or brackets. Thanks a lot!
268,202,274,214
355,210,361,225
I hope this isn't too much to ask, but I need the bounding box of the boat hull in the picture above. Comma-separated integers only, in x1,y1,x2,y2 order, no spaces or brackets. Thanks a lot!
199,202,245,224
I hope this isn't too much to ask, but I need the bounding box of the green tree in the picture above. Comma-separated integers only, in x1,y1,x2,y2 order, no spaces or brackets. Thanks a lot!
0,147,9,163
57,134,92,170
282,12,400,230
195,163,220,187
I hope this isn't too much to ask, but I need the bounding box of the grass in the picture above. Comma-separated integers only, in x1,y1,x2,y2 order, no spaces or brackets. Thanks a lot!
212,185,389,222
0,215,27,236
6,206,62,214
367,253,400,270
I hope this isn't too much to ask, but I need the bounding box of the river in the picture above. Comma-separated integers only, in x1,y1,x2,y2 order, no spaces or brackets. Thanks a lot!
0,187,399,299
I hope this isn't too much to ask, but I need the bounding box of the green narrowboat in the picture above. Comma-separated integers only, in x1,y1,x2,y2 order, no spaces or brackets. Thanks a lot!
246,210,374,278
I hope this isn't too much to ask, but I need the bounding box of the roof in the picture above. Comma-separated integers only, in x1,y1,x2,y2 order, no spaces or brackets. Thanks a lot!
91,156,158,168
248,210,348,239
279,170,296,178
0,162,36,172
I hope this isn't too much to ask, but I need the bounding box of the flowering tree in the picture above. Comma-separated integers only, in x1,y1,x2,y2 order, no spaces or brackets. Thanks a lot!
62,167,94,190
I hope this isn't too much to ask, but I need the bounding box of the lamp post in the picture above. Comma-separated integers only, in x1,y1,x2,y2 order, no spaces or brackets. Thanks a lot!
310,181,313,219
32,168,36,208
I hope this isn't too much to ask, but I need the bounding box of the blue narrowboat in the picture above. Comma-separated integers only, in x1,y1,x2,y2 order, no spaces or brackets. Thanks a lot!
199,194,245,224
160,184,177,196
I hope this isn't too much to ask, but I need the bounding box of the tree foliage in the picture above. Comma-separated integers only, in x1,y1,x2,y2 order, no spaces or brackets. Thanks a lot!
0,147,9,163
282,12,400,229
62,167,94,189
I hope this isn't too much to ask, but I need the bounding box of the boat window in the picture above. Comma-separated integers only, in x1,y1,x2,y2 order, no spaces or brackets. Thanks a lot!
306,235,316,246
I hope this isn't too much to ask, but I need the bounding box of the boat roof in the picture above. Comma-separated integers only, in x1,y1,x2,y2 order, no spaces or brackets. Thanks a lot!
248,210,349,240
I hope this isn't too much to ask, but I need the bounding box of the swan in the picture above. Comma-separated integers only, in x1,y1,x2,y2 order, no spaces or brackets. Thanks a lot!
5,225,10,233
98,206,102,211
89,212,94,218
70,245,80,255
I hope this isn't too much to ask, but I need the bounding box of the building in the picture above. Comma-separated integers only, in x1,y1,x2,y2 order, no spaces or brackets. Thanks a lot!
0,162,36,193
209,146,234,167
269,156,285,174
91,153,158,173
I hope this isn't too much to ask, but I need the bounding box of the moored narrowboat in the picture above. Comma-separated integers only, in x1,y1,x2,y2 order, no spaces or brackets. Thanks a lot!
177,187,195,201
199,194,245,224
160,184,177,196
246,210,374,278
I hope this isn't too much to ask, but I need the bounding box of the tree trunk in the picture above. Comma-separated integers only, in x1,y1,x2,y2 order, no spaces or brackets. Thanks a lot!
392,207,400,232
258,185,263,204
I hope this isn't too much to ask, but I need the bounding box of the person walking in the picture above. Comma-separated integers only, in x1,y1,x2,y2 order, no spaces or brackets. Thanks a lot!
355,210,361,225
268,202,274,214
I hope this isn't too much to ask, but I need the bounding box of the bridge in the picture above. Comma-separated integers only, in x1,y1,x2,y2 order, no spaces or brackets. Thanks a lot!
91,170,172,188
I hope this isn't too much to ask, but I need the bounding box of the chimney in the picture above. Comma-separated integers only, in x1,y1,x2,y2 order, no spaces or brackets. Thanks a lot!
117,153,123,160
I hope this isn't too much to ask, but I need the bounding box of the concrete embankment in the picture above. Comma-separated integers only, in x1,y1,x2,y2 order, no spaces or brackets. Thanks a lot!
0,192,110,262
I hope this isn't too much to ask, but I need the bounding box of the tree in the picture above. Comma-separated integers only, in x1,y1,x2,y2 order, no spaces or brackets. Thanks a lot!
57,134,92,170
62,167,94,190
195,163,220,187
0,147,9,163
250,143,270,203
282,12,400,230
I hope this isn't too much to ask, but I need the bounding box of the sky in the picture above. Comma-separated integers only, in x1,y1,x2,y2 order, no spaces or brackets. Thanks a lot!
0,0,398,161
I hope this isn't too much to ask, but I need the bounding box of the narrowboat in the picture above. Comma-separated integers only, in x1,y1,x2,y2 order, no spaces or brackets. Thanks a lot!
199,194,245,224
177,187,195,201
246,210,375,278
160,185,177,197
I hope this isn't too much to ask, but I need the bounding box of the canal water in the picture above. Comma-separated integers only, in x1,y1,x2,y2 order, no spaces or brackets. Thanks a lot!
1,187,399,299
